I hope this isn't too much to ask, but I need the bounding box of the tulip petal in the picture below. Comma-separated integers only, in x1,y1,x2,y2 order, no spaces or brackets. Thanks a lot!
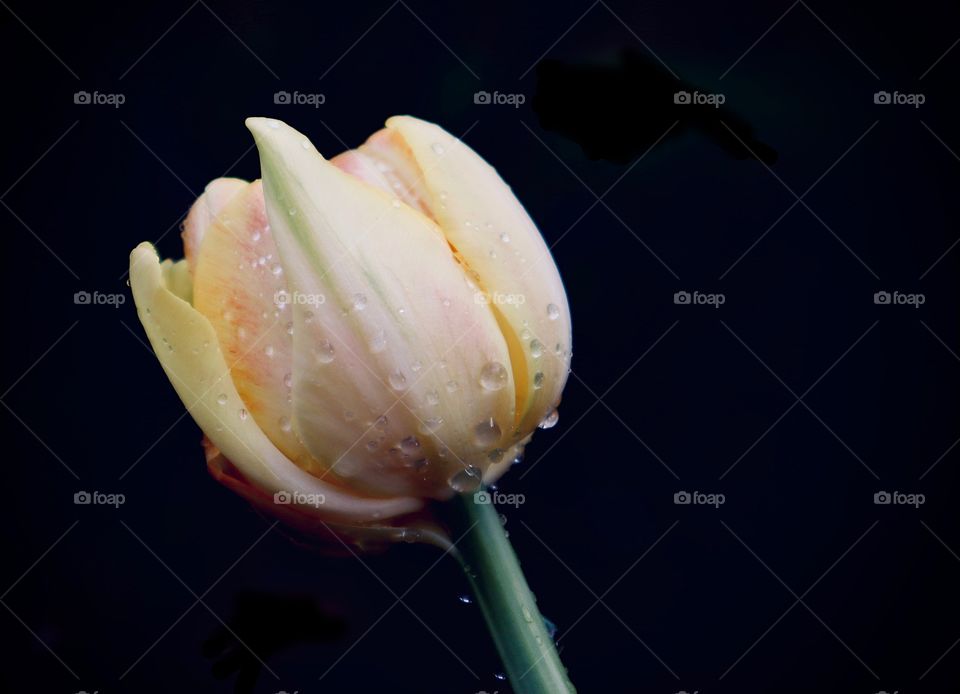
191,180,317,469
371,117,572,434
182,177,248,274
129,241,422,522
247,117,516,498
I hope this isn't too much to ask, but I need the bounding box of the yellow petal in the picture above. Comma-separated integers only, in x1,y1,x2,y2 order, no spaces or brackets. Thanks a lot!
374,117,572,435
246,117,516,498
129,241,422,523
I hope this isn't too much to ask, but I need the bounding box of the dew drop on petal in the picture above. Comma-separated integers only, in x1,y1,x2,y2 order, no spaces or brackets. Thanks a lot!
314,340,335,364
499,232,510,243
279,416,292,433
530,339,544,358
533,372,544,389
474,417,502,447
369,329,387,353
449,465,482,493
547,303,561,321
389,370,407,391
425,389,440,406
352,293,368,311
431,142,445,155
399,436,421,456
216,393,228,405
446,380,459,393
539,409,559,429
479,362,508,391
421,416,444,433
238,408,248,421
283,372,293,389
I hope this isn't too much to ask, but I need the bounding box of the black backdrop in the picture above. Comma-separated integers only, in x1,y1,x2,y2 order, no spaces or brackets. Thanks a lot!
2,1,959,692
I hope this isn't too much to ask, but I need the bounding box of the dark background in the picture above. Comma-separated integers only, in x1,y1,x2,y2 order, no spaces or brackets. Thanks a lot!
2,0,959,692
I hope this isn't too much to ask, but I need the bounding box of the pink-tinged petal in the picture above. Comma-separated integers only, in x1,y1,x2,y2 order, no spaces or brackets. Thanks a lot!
247,118,516,499
129,242,422,524
182,178,248,275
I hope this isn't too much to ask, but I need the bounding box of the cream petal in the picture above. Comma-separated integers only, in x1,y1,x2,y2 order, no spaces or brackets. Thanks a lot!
182,177,248,275
129,241,422,523
375,117,572,435
247,117,516,498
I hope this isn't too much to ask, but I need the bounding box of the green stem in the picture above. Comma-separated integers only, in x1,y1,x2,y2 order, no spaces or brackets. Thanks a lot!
446,491,576,693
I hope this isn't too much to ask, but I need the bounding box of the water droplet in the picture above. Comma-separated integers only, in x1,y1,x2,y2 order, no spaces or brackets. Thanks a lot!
411,360,423,373
488,448,505,462
216,393,228,405
547,303,561,321
366,439,379,451
271,263,283,276
445,380,459,393
474,417,502,446
391,198,401,208
279,416,292,432
431,142,445,155
267,119,280,130
283,372,293,389
375,415,389,430
479,362,508,391
238,408,248,421
530,339,544,358
495,672,507,681
314,339,335,363
288,207,297,217
543,616,558,639
421,416,444,433
264,345,275,358
251,229,262,242
539,409,559,429
442,298,451,308
458,594,473,604
343,409,356,422
389,370,407,391
285,321,294,335
369,329,387,353
499,232,511,243
300,138,311,150
425,389,440,406
489,250,497,259
533,372,544,389
394,437,420,460
352,293,368,311
450,465,482,493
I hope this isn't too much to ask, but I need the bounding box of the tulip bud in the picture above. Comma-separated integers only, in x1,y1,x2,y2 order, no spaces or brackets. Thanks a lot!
130,116,571,546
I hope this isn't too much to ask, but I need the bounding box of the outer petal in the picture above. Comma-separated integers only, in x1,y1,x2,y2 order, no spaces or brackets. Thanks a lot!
191,180,315,469
129,242,422,523
182,177,248,274
246,118,516,499
370,117,572,436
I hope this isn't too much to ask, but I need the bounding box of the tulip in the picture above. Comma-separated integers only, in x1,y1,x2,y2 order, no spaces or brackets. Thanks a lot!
130,116,574,691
